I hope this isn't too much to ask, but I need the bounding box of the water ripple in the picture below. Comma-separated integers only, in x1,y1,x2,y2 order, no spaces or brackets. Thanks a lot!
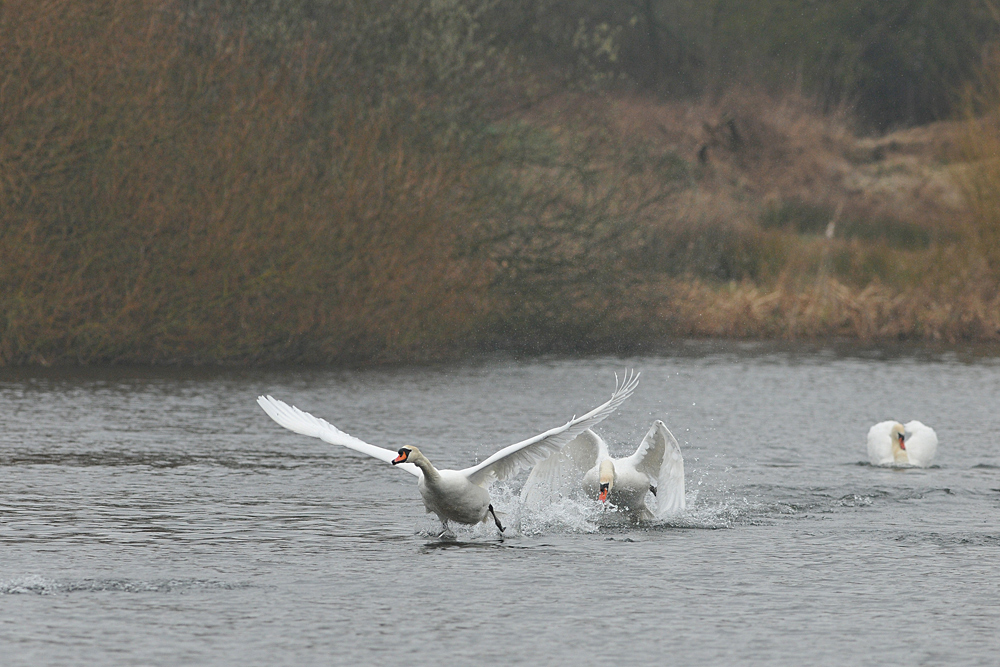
0,575,254,595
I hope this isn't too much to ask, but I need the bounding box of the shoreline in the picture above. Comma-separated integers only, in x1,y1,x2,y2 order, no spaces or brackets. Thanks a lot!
4,336,999,372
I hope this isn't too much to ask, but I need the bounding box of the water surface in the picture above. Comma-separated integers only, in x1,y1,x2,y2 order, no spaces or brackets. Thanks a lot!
2,347,999,665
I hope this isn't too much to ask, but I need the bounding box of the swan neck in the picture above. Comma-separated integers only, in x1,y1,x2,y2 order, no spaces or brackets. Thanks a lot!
410,451,440,480
599,459,616,486
891,428,908,464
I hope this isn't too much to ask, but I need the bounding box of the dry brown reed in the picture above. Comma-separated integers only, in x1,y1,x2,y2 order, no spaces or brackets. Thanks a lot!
1,1,997,366
0,0,486,364
962,110,1000,279
472,89,1000,349
663,275,1000,343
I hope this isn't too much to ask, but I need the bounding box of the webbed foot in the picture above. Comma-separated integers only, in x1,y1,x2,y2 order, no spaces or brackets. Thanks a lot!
488,504,505,535
437,521,455,540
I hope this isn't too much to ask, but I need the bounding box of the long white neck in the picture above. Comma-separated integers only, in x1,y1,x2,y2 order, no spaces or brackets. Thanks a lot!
599,459,616,487
891,432,908,464
409,450,440,482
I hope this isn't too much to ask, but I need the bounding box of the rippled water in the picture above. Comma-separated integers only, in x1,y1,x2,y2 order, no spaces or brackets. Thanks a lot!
2,346,999,665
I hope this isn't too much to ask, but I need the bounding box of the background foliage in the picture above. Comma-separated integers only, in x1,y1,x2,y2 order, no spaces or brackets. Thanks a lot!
2,0,999,364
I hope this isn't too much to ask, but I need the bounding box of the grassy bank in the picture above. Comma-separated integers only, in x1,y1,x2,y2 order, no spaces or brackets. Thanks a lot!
476,91,998,349
1,1,998,365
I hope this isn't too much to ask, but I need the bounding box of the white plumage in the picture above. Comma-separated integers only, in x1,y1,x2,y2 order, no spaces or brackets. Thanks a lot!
867,420,938,467
257,371,639,535
520,420,685,521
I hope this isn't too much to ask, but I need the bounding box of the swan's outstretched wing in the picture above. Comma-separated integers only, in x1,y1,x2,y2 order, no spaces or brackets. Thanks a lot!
519,429,607,507
867,421,896,466
257,395,422,477
461,371,639,487
904,420,938,467
628,420,685,516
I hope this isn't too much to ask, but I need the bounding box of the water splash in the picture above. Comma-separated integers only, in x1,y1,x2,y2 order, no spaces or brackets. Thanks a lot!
406,473,924,540
514,496,605,535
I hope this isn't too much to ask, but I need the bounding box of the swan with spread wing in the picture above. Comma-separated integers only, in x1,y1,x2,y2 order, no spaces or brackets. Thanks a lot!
257,371,639,536
520,420,684,522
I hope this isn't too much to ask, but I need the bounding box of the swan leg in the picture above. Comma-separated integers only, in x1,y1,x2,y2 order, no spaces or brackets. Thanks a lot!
649,485,657,496
488,504,505,534
437,519,453,539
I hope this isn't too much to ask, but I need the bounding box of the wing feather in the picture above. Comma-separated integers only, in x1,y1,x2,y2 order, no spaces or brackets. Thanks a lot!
655,423,685,516
256,395,422,478
867,420,896,466
903,420,938,467
519,430,606,508
628,420,685,516
461,370,639,487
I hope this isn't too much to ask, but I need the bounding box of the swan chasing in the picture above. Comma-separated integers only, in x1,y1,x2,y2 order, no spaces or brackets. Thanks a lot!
257,371,639,536
520,420,685,522
867,420,938,467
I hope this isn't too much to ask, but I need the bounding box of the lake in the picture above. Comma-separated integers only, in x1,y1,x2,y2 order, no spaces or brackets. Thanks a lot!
2,344,998,665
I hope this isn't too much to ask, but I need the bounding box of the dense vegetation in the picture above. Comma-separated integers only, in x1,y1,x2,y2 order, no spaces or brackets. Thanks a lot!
508,0,997,129
2,0,999,365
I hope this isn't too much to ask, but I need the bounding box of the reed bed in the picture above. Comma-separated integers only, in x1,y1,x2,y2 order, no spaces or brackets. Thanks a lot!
665,276,1000,342
1,0,998,365
0,0,485,364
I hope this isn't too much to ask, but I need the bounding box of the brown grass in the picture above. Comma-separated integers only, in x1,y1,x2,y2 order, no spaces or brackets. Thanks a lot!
962,110,1000,279
0,0,486,364
473,88,998,348
665,275,1000,342
1,2,997,366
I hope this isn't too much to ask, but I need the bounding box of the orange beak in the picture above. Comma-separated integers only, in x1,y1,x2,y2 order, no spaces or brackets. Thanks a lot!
598,485,609,503
392,451,408,465
898,434,906,451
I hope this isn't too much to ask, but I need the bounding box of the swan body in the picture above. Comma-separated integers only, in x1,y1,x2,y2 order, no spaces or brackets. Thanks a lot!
404,456,494,525
257,371,639,535
867,420,938,467
521,420,685,522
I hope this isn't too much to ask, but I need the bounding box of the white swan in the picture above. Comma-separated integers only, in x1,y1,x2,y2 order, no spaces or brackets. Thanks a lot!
520,420,684,522
867,420,938,467
257,371,639,536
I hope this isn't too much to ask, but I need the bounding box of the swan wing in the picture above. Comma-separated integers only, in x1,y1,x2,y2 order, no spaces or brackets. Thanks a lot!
867,421,896,466
628,420,685,516
903,420,938,467
519,429,606,507
257,395,422,478
461,371,639,487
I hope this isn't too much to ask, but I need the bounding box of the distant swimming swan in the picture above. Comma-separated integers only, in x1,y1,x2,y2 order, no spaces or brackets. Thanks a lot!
867,420,938,467
257,372,639,537
520,420,684,521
